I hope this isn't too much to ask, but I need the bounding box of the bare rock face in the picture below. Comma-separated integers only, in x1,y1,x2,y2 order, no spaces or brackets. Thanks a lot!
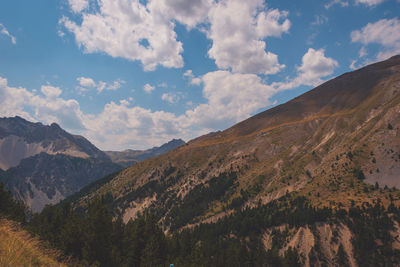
0,116,109,170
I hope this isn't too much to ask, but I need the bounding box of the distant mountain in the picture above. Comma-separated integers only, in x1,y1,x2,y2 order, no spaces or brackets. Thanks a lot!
0,116,122,212
65,56,400,265
0,116,108,170
105,139,185,167
0,117,188,212
0,153,122,212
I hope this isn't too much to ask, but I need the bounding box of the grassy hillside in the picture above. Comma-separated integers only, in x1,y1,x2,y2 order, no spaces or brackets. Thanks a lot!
0,219,66,267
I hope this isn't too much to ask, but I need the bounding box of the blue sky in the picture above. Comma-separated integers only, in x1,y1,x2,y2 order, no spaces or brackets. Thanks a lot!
0,0,399,150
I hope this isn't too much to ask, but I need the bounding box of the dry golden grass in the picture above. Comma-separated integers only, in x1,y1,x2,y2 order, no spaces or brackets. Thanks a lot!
0,218,67,267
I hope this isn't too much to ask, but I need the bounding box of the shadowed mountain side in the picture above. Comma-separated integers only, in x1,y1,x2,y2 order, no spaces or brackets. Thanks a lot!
0,152,122,212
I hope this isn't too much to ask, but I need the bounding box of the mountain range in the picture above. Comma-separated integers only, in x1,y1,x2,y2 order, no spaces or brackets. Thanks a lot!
0,117,185,212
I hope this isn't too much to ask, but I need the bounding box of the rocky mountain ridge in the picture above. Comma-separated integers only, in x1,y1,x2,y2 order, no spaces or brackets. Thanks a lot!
0,116,184,212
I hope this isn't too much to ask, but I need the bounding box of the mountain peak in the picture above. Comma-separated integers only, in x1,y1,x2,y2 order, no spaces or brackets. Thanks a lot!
50,122,61,129
0,116,110,170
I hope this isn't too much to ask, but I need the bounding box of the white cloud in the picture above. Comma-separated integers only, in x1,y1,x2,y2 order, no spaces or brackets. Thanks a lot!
185,71,277,129
183,70,202,86
297,48,338,84
0,23,16,44
77,77,96,87
83,70,282,149
68,0,89,13
143,83,155,93
351,18,400,60
273,48,339,90
97,81,107,93
161,92,181,104
77,76,124,93
61,0,291,75
83,102,185,150
61,0,184,71
0,77,85,130
148,0,212,29
207,0,290,75
41,85,62,98
324,0,349,9
355,0,384,6
106,80,124,91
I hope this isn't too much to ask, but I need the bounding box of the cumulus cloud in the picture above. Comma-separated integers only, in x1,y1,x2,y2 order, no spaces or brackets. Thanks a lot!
185,71,277,129
61,0,292,75
161,92,182,104
61,0,184,71
106,80,124,91
207,0,290,75
0,77,85,130
148,0,213,29
41,85,62,98
273,48,338,90
183,70,202,86
77,76,124,93
68,0,88,13
77,77,96,88
355,0,384,6
84,70,282,149
296,48,339,85
83,102,185,150
0,23,16,44
351,18,400,60
143,83,155,94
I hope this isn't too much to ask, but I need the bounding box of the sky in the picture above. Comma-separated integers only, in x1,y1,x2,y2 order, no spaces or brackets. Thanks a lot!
0,0,400,151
